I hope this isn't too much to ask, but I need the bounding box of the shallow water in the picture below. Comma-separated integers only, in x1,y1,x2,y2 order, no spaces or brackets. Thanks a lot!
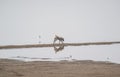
0,44,120,64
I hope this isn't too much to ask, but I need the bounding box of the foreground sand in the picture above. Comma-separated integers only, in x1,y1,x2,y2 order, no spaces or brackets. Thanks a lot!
0,59,120,77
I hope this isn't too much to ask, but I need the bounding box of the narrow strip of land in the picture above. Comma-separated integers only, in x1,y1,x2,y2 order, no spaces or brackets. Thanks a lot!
0,41,120,49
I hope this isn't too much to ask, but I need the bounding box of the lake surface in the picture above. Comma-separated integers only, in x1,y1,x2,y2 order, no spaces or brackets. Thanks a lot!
0,44,120,64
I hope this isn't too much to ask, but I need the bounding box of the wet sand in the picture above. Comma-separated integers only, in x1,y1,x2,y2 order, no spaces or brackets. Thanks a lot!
0,59,120,77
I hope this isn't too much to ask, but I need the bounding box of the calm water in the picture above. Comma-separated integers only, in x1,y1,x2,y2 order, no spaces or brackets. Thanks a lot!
0,44,120,64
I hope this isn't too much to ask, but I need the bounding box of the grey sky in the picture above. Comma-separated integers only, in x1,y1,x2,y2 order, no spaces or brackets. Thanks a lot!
0,0,120,45
0,0,120,63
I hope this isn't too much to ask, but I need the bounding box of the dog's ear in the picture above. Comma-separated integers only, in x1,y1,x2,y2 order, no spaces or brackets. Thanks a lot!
55,35,58,37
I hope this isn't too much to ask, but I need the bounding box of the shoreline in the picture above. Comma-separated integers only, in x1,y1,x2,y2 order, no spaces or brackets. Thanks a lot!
0,57,119,64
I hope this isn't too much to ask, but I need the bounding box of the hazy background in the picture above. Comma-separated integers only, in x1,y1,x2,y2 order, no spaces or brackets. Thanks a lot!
0,0,120,63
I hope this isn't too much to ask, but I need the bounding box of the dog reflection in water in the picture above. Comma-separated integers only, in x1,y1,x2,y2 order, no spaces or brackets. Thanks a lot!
53,35,64,53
